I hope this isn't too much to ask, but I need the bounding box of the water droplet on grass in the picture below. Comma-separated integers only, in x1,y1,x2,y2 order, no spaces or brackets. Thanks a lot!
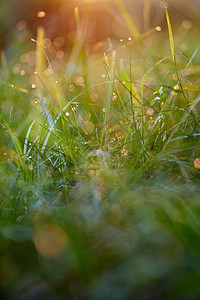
68,84,75,92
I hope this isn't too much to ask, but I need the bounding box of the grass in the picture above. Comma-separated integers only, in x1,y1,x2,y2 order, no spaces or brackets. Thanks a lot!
1,3,200,299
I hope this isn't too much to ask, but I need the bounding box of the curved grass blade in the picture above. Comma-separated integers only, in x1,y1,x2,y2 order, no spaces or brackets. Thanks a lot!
23,111,44,155
0,112,31,182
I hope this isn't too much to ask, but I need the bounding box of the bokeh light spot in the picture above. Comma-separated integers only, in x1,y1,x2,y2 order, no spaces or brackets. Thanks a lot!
37,11,46,18
90,93,98,102
182,20,192,29
160,2,169,9
42,38,51,48
194,158,200,170
33,223,68,258
56,50,64,59
16,20,26,31
20,70,25,76
75,76,84,86
147,108,154,116
53,37,65,48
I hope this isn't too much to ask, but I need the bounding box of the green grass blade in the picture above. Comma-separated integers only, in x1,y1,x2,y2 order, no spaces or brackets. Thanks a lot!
181,42,200,77
0,112,31,182
23,112,44,155
100,52,116,148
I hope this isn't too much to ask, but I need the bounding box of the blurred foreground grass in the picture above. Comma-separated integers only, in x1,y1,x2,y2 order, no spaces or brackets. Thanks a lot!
1,1,200,299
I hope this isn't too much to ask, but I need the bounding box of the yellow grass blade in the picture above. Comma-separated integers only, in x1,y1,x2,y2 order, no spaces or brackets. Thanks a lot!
3,83,29,94
165,7,175,66
115,0,140,37
1,51,8,79
143,0,151,30
74,6,80,36
35,26,45,98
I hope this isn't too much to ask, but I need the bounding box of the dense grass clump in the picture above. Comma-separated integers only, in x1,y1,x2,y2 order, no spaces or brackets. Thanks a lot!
1,4,200,299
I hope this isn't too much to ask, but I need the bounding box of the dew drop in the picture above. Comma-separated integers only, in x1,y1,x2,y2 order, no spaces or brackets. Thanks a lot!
68,84,75,92
20,70,25,76
174,85,179,90
156,26,162,32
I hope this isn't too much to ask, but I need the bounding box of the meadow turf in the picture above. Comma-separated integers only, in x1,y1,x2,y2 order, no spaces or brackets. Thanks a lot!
1,5,200,299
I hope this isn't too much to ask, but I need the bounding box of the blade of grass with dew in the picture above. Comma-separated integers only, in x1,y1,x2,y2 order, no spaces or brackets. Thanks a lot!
23,111,44,155
31,37,68,141
141,54,173,143
6,83,29,94
0,112,31,182
181,42,200,78
129,38,133,118
165,7,198,129
41,99,76,153
182,85,200,91
100,52,116,148
130,97,172,179
119,69,141,107
40,98,54,128
118,64,143,151
161,96,200,155
180,94,200,128
110,77,128,114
